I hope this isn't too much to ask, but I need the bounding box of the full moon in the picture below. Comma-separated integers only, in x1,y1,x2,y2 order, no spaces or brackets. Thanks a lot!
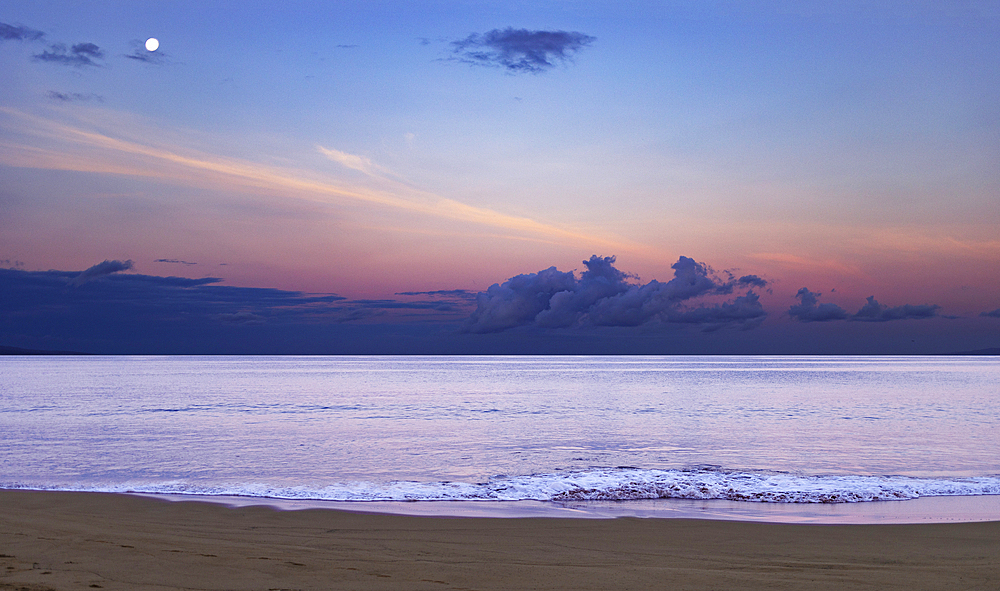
145,38,159,52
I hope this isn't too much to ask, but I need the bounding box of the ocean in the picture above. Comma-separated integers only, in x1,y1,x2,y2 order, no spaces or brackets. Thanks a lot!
2,355,999,522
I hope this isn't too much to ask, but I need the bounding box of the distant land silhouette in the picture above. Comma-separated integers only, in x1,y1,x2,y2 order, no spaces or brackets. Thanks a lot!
1,344,997,356
944,347,1000,356
0,345,90,355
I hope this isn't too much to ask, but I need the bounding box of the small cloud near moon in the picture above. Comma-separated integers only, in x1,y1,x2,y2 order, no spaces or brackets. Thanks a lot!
145,38,159,52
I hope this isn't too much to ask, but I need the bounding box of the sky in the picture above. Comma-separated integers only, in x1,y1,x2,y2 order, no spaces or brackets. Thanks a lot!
2,0,999,354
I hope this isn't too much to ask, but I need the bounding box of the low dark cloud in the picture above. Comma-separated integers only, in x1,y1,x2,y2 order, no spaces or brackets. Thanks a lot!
982,308,1000,318
345,299,461,311
143,276,221,287
396,289,476,298
789,289,940,322
47,90,103,103
332,301,456,317
852,296,940,322
464,255,765,333
69,259,134,286
155,258,198,266
788,288,849,322
337,289,481,318
0,22,44,41
450,27,595,73
34,42,104,67
215,311,266,324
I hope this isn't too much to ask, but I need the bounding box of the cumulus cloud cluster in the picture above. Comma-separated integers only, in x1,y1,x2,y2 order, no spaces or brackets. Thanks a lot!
464,255,767,333
789,288,940,322
788,288,849,322
450,27,596,73
4,20,171,69
1,20,109,68
0,22,44,41
34,42,105,67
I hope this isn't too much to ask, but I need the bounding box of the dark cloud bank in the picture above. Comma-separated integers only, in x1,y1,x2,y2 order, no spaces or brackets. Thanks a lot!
1,258,994,355
0,261,467,354
450,27,595,73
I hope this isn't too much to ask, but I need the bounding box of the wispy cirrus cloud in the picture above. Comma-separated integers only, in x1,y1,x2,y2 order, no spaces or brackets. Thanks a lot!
316,145,388,177
0,107,626,251
449,28,596,74
749,252,862,277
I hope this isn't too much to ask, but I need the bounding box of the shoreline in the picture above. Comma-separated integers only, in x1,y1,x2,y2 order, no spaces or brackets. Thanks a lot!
135,490,1000,524
2,489,999,590
5,487,1000,524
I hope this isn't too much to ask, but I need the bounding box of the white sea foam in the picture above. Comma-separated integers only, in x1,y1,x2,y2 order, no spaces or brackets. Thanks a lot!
7,468,1000,504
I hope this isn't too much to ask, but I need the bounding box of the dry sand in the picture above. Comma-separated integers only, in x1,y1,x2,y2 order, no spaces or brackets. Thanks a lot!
1,490,998,591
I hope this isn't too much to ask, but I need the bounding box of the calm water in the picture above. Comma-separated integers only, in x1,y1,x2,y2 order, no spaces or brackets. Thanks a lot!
1,356,999,506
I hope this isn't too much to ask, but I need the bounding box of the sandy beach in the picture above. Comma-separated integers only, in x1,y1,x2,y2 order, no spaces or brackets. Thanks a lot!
1,490,998,590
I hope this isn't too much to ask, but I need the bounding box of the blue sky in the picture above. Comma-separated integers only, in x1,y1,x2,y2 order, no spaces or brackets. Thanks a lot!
2,1,999,353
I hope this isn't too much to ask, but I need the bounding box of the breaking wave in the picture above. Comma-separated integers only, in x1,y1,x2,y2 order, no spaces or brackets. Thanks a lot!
6,467,1000,504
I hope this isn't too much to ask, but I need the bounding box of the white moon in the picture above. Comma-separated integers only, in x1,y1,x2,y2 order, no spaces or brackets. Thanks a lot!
145,38,159,52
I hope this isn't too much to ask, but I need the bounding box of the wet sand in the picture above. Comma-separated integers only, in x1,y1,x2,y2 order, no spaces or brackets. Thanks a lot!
140,490,1000,523
2,489,998,590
